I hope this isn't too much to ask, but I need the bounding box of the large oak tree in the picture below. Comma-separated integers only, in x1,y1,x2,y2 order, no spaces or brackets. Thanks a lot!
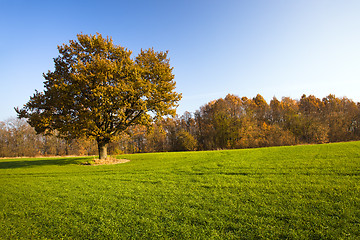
16,33,182,159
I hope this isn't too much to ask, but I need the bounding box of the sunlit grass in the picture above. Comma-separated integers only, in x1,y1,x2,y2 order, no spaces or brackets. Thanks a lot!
1,142,360,239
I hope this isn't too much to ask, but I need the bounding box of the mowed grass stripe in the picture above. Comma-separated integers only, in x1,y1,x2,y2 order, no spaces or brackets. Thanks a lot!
0,142,359,239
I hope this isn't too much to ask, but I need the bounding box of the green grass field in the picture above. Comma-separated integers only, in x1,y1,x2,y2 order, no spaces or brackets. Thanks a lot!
1,142,360,239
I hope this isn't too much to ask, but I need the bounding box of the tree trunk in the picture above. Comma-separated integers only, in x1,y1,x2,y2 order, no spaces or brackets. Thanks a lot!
65,139,69,156
98,141,108,160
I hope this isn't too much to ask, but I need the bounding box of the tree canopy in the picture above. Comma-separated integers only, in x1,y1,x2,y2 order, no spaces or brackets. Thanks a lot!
4,93,360,158
16,33,182,159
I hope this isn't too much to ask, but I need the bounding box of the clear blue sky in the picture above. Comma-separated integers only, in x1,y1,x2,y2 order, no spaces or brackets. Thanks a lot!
1,0,360,121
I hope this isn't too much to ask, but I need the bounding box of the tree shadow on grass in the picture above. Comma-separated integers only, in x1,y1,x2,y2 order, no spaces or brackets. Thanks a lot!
0,157,89,169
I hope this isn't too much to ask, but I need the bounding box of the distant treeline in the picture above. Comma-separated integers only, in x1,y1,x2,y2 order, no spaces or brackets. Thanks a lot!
1,94,360,157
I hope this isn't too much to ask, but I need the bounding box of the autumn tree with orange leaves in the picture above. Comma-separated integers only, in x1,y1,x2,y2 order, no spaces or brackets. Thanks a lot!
16,33,181,159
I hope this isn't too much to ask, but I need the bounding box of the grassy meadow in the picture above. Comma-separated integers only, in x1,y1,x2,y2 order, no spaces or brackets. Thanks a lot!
0,142,360,239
